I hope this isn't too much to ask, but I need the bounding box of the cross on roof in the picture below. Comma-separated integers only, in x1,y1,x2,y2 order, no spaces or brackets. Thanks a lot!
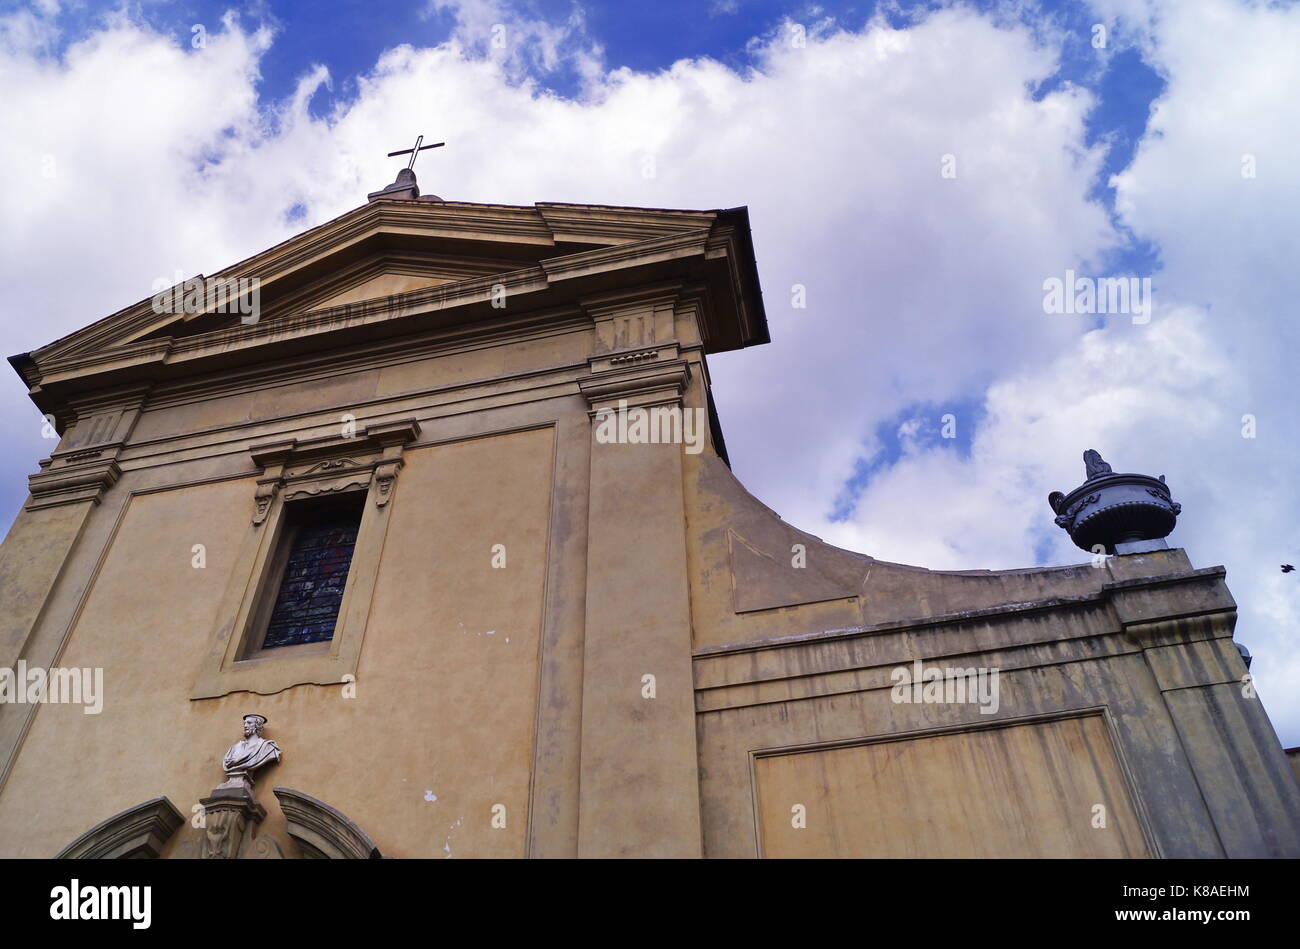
387,135,445,171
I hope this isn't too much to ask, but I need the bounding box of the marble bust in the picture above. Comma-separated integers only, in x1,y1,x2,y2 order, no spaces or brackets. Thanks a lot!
219,714,282,790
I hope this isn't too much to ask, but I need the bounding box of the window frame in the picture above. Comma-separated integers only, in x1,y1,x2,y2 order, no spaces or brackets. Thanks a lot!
243,491,367,659
191,419,418,699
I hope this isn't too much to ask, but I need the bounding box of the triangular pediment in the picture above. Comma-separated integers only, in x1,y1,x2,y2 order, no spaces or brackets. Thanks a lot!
129,249,524,344
34,199,723,362
11,196,768,421
307,265,455,311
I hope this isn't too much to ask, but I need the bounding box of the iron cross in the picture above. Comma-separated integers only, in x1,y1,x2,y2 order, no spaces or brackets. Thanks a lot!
387,135,445,171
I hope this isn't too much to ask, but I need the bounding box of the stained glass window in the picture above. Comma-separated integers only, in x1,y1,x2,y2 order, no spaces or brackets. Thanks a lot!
261,498,363,649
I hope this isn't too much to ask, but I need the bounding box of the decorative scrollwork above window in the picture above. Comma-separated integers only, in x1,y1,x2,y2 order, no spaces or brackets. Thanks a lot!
247,419,420,524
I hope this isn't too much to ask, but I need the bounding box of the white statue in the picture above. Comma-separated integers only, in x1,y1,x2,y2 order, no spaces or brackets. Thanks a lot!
219,714,282,790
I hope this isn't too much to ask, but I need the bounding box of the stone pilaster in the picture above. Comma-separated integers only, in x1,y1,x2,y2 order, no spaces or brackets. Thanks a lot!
1114,569,1300,857
575,290,703,857
0,383,150,794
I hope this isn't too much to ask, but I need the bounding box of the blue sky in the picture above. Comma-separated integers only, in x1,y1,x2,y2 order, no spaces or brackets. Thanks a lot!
0,0,1298,744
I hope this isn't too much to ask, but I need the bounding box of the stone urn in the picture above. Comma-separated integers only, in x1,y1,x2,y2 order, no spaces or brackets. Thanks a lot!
1048,450,1181,554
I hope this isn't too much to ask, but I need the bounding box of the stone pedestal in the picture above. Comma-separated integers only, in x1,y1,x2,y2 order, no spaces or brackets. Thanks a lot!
198,785,268,859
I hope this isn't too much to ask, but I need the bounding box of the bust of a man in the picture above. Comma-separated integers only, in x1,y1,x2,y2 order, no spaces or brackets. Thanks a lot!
220,714,282,790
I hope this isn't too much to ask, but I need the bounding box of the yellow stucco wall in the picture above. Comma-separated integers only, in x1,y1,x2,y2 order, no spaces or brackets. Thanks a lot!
755,714,1149,858
0,428,554,858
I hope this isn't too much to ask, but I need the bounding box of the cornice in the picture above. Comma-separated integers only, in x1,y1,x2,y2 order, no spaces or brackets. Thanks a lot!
30,229,716,394
535,203,718,244
541,230,709,284
247,418,420,523
33,202,717,364
578,359,692,413
33,203,551,362
691,566,1235,661
142,308,590,414
26,457,122,511
249,417,420,468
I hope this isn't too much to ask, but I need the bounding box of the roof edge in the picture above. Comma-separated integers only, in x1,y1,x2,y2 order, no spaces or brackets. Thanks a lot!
717,206,770,348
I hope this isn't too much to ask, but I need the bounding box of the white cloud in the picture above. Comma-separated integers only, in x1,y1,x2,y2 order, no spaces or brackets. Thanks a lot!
424,0,604,81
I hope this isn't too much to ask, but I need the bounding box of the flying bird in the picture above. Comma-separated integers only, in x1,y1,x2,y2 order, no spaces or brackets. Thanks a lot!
1282,564,1295,573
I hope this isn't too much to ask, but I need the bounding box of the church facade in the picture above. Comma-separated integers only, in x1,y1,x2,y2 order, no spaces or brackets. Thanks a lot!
1,168,1298,858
